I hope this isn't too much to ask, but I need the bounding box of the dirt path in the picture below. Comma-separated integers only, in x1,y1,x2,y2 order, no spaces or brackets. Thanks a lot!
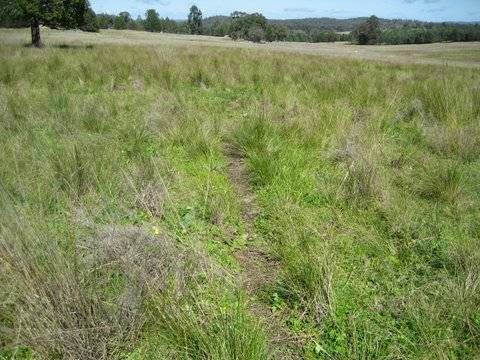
224,145,303,359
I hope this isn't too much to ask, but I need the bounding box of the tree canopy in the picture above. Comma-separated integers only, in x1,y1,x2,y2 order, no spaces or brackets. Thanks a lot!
1,0,90,28
228,12,287,42
353,15,381,45
0,0,92,46
144,9,160,32
187,5,202,35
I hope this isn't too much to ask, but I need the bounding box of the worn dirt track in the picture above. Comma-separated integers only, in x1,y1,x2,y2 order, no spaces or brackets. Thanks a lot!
223,144,303,359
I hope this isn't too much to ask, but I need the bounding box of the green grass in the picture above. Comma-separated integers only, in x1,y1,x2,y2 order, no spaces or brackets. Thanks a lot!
0,35,479,359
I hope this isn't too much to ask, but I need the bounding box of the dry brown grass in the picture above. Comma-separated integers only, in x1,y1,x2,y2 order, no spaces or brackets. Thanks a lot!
0,207,210,359
426,125,480,162
1,28,479,68
331,119,383,203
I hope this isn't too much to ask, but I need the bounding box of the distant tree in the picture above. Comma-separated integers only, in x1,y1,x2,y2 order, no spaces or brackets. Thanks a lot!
210,20,230,37
376,24,480,45
144,9,161,32
188,5,203,35
310,30,337,43
175,21,190,34
81,8,99,32
96,13,116,29
276,25,288,41
134,16,145,31
127,16,139,30
264,24,275,42
265,24,287,42
229,12,268,41
0,0,92,47
286,29,309,42
160,17,178,33
247,27,265,43
353,15,381,45
226,12,287,43
114,11,131,30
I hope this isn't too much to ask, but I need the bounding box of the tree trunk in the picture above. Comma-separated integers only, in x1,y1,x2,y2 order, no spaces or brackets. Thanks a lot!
31,19,42,48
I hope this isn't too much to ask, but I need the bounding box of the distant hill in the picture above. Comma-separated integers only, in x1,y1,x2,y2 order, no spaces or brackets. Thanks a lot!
203,16,476,33
269,17,430,32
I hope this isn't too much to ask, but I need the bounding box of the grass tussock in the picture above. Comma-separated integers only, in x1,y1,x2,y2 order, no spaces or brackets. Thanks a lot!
332,124,383,203
426,125,480,162
413,160,464,203
144,290,269,359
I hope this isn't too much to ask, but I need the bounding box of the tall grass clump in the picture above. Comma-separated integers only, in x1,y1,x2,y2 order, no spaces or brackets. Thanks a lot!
229,115,281,187
413,160,464,203
426,125,480,162
331,120,384,204
143,289,269,359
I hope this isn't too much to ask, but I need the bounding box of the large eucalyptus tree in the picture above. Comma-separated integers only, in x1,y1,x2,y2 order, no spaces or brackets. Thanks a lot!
0,0,92,47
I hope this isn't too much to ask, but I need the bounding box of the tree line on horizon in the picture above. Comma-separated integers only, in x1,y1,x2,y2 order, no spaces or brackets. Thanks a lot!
0,1,479,46
353,15,480,45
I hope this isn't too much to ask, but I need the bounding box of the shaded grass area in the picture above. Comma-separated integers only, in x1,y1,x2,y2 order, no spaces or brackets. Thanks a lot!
0,41,479,359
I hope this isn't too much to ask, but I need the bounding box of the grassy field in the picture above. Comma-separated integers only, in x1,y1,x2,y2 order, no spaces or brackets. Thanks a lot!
1,28,480,68
0,29,479,359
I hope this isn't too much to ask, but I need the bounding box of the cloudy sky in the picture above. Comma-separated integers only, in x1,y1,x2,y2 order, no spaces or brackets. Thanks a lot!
90,0,480,22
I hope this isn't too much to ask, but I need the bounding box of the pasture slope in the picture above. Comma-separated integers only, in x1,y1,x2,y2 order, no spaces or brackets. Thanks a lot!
0,29,479,359
1,28,480,68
